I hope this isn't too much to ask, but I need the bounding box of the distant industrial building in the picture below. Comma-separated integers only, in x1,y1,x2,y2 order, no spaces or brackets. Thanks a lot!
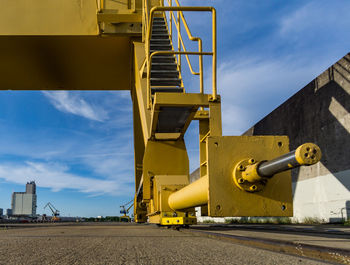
6,209,12,216
0,208,3,216
11,181,37,217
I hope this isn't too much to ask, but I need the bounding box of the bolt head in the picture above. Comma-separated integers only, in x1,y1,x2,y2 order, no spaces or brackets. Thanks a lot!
249,159,255,164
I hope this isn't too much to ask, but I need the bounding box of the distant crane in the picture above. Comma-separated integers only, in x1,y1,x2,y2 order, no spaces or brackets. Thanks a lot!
44,202,60,222
120,199,133,222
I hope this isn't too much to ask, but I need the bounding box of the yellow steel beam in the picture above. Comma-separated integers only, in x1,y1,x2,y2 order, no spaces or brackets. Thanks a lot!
153,93,212,108
154,133,181,140
0,0,99,35
97,13,142,23
142,140,189,202
0,36,132,90
134,42,152,143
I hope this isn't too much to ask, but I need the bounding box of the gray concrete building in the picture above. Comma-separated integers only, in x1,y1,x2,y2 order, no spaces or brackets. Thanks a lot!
11,181,37,217
26,181,36,194
6,209,12,216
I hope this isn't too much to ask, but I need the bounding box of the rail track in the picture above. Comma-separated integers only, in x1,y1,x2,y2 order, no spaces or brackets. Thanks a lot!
182,224,350,264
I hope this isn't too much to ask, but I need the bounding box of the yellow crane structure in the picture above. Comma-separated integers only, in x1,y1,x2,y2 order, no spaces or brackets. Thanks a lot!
0,0,321,226
44,202,60,222
120,199,133,222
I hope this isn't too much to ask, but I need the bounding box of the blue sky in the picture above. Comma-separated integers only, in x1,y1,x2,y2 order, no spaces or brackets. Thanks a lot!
0,0,349,217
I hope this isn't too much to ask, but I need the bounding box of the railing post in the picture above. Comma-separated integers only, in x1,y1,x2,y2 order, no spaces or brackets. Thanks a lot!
212,8,217,100
169,0,172,40
178,10,181,73
146,4,152,109
199,39,203,94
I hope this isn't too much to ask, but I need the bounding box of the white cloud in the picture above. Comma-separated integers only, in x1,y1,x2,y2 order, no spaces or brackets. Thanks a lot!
0,119,135,192
43,91,108,122
0,161,130,195
216,56,328,135
279,1,350,42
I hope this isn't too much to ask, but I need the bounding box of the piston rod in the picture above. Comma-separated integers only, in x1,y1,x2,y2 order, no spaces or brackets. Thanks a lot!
257,143,321,178
240,143,321,183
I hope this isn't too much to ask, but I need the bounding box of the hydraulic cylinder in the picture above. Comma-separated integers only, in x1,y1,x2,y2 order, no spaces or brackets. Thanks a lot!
168,143,321,211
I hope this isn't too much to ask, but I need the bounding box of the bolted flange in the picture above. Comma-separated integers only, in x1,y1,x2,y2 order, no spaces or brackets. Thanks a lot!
232,159,267,193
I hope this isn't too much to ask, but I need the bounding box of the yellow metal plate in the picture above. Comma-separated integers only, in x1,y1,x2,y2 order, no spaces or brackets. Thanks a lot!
0,36,132,90
142,140,189,201
0,0,98,35
207,136,293,217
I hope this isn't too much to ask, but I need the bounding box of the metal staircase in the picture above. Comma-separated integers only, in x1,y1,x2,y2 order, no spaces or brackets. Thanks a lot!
150,17,183,94
149,16,194,137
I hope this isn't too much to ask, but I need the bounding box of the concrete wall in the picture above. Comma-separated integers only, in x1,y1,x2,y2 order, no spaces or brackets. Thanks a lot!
245,53,350,222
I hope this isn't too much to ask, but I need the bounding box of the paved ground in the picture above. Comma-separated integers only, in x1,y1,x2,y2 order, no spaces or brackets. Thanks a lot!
0,223,327,265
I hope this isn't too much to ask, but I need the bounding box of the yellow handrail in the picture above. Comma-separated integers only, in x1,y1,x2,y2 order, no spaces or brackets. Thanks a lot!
168,9,199,75
145,5,217,109
166,0,203,91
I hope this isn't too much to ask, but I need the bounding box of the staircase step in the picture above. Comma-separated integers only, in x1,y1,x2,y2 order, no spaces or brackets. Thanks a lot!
151,86,184,94
150,39,171,45
151,78,182,86
151,70,179,78
150,42,172,47
151,33,170,39
152,21,166,26
151,63,178,70
153,25,167,30
151,56,176,63
152,29,168,35
150,45,173,51
156,107,193,133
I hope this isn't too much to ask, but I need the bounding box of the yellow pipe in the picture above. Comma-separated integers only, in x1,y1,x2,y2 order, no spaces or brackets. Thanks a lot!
168,175,208,210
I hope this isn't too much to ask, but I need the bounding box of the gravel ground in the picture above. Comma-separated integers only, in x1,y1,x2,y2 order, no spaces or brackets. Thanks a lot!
0,223,327,265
